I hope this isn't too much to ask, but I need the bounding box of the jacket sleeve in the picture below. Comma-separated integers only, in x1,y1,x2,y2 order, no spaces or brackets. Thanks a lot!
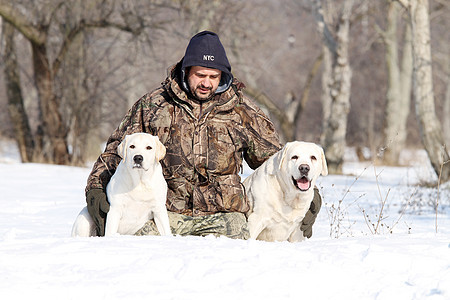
85,95,149,194
239,97,282,170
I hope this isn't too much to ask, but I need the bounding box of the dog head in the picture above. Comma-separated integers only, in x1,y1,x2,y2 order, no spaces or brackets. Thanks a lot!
268,141,328,192
117,133,166,172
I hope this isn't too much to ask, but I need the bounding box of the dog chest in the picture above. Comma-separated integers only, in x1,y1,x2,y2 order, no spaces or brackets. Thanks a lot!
254,204,309,242
117,183,160,205
112,192,157,234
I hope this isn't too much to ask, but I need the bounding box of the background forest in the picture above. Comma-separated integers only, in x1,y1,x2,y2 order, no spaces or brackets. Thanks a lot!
0,0,449,180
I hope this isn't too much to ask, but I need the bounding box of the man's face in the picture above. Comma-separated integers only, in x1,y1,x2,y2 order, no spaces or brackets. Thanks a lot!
187,66,222,101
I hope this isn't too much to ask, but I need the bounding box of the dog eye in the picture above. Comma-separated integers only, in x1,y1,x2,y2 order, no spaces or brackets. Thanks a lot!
311,156,317,161
129,145,135,149
291,155,298,160
146,146,152,150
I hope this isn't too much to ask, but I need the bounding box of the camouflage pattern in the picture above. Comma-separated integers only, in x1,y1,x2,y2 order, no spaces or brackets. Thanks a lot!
135,211,249,239
86,62,281,217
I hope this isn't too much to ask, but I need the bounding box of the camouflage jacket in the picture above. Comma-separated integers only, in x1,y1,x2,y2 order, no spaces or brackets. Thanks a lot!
86,63,281,216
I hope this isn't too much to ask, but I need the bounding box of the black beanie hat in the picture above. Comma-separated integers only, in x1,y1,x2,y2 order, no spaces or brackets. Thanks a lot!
181,31,233,94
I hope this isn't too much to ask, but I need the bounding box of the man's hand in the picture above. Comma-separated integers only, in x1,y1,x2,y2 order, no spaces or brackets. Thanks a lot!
300,187,322,238
86,189,110,236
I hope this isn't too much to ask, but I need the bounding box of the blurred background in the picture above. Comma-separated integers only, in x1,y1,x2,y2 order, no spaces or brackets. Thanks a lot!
0,0,448,178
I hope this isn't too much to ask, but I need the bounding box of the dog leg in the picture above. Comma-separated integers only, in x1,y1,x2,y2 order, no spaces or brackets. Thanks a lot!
247,214,267,240
104,207,121,236
288,227,306,242
153,208,171,236
71,207,96,237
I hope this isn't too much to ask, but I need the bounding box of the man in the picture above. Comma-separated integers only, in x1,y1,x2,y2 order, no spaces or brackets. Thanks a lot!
85,31,321,239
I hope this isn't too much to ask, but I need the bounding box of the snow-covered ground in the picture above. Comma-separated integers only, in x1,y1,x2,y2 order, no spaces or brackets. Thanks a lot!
1,142,449,300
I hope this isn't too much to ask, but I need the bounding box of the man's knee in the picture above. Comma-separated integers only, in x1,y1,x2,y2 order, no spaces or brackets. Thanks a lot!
210,212,249,239
135,211,249,239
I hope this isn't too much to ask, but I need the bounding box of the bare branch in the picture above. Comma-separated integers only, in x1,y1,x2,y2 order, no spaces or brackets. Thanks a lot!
0,1,46,45
295,52,323,124
243,86,284,122
311,0,337,54
395,0,410,9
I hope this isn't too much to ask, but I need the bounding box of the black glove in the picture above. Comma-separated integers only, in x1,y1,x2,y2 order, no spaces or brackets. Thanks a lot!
86,188,110,236
300,187,322,238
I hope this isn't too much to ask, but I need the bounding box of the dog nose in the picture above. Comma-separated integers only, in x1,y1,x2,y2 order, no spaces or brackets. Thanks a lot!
133,155,143,165
299,164,310,175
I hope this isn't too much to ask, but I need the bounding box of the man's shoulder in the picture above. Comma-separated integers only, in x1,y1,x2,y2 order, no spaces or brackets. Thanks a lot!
228,81,260,111
135,86,171,107
235,93,265,115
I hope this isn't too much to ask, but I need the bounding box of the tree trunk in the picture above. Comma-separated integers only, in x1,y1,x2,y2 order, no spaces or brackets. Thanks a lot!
383,1,413,165
31,43,70,164
314,0,354,174
1,1,147,165
408,0,450,181
66,31,91,166
1,21,35,162
443,60,450,148
292,52,323,140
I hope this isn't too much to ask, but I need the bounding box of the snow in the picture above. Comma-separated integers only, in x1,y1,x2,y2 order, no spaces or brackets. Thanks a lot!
1,144,449,300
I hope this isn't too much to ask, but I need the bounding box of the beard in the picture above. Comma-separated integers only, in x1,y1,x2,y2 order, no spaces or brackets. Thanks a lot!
189,83,217,101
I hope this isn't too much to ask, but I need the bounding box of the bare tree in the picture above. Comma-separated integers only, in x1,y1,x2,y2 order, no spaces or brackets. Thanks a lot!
444,60,450,147
179,0,224,35
1,21,34,162
227,2,324,143
397,0,450,181
241,53,323,143
379,0,413,165
1,1,72,164
1,0,447,167
0,0,163,164
312,0,354,174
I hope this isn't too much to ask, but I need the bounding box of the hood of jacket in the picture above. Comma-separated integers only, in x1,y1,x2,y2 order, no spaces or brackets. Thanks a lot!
180,31,233,94
163,62,244,120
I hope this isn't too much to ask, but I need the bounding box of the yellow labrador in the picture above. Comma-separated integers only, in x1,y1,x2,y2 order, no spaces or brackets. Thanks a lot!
244,141,328,242
72,133,171,237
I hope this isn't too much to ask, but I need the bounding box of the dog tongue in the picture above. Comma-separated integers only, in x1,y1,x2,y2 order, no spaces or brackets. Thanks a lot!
297,178,310,191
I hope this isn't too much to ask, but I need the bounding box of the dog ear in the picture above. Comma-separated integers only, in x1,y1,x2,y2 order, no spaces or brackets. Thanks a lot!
319,146,328,176
117,135,128,160
267,143,289,175
155,137,166,161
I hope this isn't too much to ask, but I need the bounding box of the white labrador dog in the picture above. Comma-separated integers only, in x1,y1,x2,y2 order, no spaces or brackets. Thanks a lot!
244,141,328,242
71,133,171,237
